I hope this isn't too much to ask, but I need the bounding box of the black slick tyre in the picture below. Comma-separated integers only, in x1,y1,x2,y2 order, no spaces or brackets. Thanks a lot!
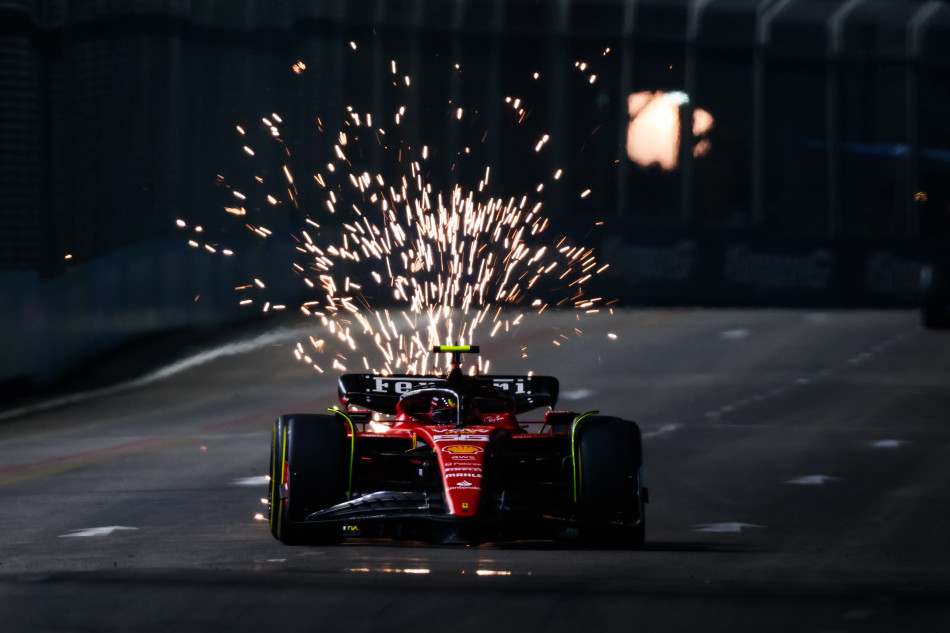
272,414,347,545
574,415,646,548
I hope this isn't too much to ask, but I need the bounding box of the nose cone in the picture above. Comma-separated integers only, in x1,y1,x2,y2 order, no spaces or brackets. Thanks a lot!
416,426,492,516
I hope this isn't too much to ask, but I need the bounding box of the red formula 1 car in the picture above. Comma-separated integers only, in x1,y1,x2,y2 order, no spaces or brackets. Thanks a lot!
267,345,647,546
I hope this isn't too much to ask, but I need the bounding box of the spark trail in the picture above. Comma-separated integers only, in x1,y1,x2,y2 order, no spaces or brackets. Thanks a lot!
180,42,616,377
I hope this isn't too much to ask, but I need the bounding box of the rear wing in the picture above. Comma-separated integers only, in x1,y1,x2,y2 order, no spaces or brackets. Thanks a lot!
337,374,559,414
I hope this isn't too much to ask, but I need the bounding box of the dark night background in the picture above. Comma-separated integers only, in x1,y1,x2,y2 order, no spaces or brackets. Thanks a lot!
2,0,949,395
3,5,950,631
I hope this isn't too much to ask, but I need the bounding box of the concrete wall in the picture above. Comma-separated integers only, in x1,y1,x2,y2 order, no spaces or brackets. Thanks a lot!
0,238,298,389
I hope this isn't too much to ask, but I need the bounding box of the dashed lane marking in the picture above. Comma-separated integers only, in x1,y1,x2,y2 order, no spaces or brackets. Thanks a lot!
561,389,594,400
719,329,750,340
870,439,908,449
59,526,138,538
642,424,681,440
706,329,918,424
785,475,841,485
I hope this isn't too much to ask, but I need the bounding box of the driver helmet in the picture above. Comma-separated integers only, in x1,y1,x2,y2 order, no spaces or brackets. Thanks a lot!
430,395,458,425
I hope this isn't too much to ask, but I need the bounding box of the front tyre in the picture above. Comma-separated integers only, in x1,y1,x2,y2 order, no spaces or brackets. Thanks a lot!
270,414,347,545
574,415,646,548
267,416,287,539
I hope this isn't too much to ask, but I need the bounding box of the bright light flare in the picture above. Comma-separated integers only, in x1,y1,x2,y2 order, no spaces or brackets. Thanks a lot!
626,91,714,170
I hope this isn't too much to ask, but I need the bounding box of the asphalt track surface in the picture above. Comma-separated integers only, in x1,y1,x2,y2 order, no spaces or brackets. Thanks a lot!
1,309,949,632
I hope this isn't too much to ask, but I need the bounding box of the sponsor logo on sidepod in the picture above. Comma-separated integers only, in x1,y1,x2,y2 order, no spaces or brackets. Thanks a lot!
442,445,483,455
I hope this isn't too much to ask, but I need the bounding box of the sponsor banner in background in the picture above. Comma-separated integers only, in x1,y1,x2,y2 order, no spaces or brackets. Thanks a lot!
864,250,924,301
723,244,833,291
599,227,924,307
602,238,697,283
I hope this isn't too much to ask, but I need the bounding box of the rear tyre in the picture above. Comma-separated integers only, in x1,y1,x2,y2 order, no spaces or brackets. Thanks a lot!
271,414,348,545
575,415,646,548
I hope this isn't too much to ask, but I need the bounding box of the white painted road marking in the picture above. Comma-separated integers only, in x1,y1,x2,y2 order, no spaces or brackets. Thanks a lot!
705,328,918,425
785,475,840,485
60,526,139,538
561,389,593,400
719,329,750,340
642,424,681,439
871,439,906,449
693,523,765,533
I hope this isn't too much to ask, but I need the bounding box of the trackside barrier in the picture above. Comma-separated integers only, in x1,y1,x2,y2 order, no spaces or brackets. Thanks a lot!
598,227,930,309
0,238,303,395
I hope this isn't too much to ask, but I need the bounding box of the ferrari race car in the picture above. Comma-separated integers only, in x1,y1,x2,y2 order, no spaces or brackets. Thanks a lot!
267,345,647,546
